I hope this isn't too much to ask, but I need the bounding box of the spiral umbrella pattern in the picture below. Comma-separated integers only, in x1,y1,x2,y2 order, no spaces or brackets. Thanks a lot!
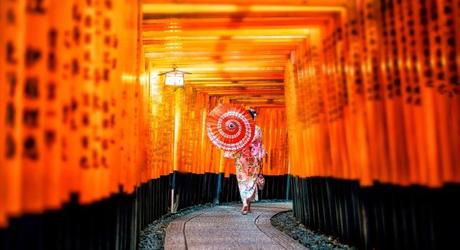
206,104,255,151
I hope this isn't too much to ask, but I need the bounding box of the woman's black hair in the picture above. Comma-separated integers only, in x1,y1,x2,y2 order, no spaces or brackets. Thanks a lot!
248,108,257,119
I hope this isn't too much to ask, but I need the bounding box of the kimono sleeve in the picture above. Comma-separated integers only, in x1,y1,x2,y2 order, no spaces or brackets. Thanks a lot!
251,126,266,160
258,129,267,159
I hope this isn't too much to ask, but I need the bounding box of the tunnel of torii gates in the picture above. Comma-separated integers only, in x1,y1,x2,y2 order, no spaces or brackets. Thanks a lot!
0,0,460,249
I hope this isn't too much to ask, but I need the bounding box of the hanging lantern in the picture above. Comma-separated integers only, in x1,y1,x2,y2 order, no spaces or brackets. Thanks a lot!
165,71,184,86
160,65,190,87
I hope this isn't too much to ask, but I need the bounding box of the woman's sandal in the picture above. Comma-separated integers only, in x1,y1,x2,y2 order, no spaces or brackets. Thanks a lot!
241,205,249,215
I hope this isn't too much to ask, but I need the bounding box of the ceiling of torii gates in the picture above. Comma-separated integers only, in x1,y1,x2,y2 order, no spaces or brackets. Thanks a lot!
142,0,348,107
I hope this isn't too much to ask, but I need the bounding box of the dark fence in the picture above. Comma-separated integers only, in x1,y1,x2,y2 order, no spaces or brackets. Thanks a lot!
173,172,289,209
291,176,460,250
0,175,170,250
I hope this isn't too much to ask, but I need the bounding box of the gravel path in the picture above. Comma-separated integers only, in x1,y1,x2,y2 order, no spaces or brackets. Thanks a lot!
138,200,288,250
139,201,357,250
138,203,215,250
164,202,305,250
270,211,357,250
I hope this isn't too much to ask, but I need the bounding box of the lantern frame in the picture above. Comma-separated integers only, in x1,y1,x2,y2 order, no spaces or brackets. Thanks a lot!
159,65,190,87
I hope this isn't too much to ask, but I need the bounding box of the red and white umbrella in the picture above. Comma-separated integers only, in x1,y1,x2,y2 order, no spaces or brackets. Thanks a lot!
206,104,255,151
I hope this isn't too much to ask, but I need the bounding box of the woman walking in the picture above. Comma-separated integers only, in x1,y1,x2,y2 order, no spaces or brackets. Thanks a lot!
224,109,266,215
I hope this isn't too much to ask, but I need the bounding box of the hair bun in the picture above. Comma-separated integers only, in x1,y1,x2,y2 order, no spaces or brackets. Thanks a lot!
248,108,257,118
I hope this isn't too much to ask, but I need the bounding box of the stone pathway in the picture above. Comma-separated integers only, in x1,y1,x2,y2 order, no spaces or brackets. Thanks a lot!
165,202,307,250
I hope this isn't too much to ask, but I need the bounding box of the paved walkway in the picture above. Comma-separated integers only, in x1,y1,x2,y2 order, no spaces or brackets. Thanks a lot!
165,202,306,250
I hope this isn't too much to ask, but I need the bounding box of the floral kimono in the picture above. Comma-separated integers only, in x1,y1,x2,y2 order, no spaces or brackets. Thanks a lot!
224,125,266,203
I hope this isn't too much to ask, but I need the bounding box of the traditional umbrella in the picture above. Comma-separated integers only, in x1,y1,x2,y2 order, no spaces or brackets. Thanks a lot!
206,104,255,151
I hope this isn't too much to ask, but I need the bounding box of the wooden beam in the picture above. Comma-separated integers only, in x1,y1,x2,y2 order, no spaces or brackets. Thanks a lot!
142,3,346,15
142,0,349,7
142,17,331,30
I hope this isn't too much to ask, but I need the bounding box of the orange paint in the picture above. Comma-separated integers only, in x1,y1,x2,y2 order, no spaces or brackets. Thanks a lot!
1,0,459,229
286,0,460,188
